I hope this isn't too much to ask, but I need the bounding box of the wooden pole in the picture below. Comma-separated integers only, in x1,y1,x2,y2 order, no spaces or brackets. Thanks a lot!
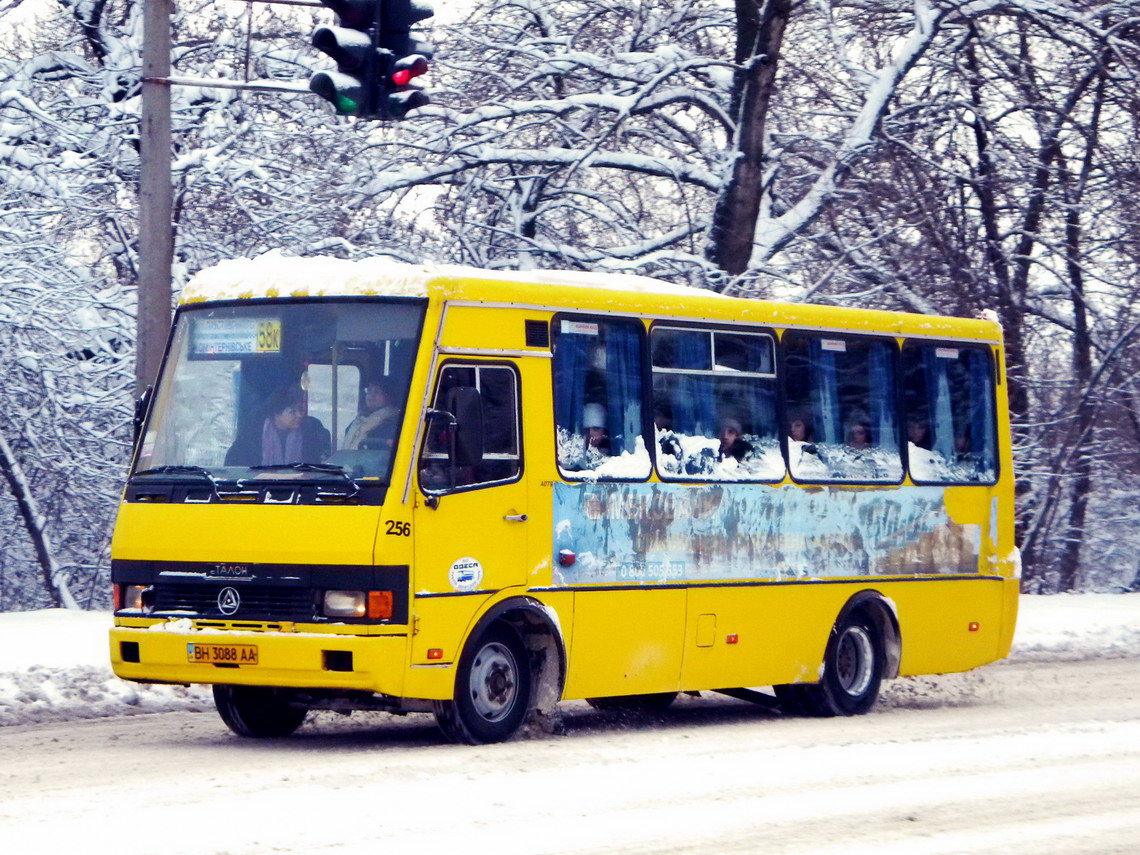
137,0,174,394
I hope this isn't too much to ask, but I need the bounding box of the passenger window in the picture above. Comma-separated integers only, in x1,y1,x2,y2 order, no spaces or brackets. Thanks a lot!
783,333,902,483
651,326,783,481
421,363,521,492
902,344,998,483
552,317,650,480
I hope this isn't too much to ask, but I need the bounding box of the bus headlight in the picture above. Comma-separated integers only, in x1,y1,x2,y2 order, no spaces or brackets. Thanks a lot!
322,590,394,620
323,590,366,617
117,584,153,613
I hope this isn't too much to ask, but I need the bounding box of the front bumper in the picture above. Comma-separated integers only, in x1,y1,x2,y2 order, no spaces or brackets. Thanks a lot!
109,624,410,696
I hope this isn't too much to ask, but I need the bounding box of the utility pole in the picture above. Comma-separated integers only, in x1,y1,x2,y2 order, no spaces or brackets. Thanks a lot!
132,0,433,396
138,0,174,395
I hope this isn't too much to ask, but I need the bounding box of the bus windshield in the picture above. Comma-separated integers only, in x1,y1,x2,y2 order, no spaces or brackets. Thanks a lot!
134,299,426,484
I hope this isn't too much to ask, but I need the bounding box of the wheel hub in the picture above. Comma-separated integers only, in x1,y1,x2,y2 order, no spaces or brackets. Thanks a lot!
835,625,874,697
469,641,518,722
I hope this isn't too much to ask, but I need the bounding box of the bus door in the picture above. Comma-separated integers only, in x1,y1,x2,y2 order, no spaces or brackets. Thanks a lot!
410,361,527,659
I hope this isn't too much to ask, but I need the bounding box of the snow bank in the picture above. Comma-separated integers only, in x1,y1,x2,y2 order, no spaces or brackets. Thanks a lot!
0,610,210,726
0,594,1136,727
1011,593,1140,661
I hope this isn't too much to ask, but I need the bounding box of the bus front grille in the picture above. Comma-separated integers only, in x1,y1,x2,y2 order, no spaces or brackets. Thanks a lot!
151,584,316,620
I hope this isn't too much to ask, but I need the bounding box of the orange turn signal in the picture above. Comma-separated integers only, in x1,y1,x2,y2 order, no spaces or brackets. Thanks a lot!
726,634,739,645
968,622,980,632
367,590,393,620
427,648,444,660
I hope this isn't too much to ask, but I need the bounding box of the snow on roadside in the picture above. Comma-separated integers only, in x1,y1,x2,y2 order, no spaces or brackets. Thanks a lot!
0,610,210,727
0,594,1136,727
1011,592,1140,661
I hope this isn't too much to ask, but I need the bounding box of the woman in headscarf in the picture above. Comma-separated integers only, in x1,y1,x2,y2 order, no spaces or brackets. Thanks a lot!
261,385,330,465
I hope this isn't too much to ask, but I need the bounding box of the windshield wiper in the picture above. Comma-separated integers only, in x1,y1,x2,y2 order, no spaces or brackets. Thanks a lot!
249,462,350,477
132,465,223,499
249,462,357,485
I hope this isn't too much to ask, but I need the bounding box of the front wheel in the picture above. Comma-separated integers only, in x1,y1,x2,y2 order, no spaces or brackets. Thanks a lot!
434,624,532,744
776,609,884,717
213,685,308,738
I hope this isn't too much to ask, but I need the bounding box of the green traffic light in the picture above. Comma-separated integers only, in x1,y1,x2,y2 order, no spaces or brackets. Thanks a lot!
334,93,361,114
310,71,366,117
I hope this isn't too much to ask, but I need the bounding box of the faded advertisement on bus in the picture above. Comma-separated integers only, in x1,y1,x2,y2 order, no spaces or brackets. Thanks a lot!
552,482,980,585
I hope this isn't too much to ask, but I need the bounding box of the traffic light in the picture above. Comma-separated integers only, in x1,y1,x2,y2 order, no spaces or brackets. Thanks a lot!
309,0,433,120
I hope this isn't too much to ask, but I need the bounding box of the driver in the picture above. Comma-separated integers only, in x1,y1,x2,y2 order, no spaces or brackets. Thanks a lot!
344,379,399,450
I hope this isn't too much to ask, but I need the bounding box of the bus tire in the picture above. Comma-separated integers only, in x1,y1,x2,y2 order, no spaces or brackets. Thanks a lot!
586,693,678,713
434,624,532,745
784,608,885,717
213,685,307,738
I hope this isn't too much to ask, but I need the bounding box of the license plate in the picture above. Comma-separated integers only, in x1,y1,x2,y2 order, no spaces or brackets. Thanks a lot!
187,643,258,665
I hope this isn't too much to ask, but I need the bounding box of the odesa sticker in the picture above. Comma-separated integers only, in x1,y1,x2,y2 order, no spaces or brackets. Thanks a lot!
449,557,484,592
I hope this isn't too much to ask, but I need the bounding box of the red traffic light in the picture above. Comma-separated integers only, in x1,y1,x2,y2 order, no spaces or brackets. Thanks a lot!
391,55,428,86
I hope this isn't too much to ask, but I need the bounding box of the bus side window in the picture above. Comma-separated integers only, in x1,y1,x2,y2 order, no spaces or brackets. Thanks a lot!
783,333,903,483
421,364,521,492
552,317,650,480
650,326,783,481
902,344,998,484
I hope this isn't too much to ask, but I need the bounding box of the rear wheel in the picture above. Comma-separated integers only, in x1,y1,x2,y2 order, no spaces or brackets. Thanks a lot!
434,624,532,744
213,685,308,738
776,608,884,717
586,693,678,713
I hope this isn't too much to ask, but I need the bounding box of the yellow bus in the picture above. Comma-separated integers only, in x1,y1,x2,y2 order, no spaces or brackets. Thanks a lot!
109,255,1018,743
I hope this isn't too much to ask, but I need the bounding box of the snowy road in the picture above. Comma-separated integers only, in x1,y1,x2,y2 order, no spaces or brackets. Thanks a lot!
1,656,1137,854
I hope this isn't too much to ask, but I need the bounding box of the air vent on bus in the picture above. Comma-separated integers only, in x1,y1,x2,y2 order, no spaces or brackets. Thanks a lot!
525,319,550,348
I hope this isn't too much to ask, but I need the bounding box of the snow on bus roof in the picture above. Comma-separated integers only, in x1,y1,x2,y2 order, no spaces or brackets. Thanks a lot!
181,251,433,302
450,266,729,299
181,251,727,304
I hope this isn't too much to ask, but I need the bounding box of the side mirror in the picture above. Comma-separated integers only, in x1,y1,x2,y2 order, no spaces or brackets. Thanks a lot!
444,386,485,468
421,387,485,498
133,385,154,448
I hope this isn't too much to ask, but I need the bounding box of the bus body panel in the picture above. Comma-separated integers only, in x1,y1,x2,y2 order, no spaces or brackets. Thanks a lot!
561,588,687,699
408,593,495,667
437,304,553,352
679,584,838,690
890,577,1008,675
676,577,1011,693
111,502,383,566
410,480,528,600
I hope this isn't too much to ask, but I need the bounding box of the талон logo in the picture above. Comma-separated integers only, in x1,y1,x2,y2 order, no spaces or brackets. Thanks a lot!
210,563,252,578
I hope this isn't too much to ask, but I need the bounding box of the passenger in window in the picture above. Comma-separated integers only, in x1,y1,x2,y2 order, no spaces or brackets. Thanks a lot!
788,415,818,457
907,417,933,451
786,414,825,477
954,428,983,471
717,417,754,463
789,417,813,444
955,428,971,457
261,385,330,465
583,402,611,456
907,417,940,477
344,378,398,450
845,421,873,450
654,402,682,463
